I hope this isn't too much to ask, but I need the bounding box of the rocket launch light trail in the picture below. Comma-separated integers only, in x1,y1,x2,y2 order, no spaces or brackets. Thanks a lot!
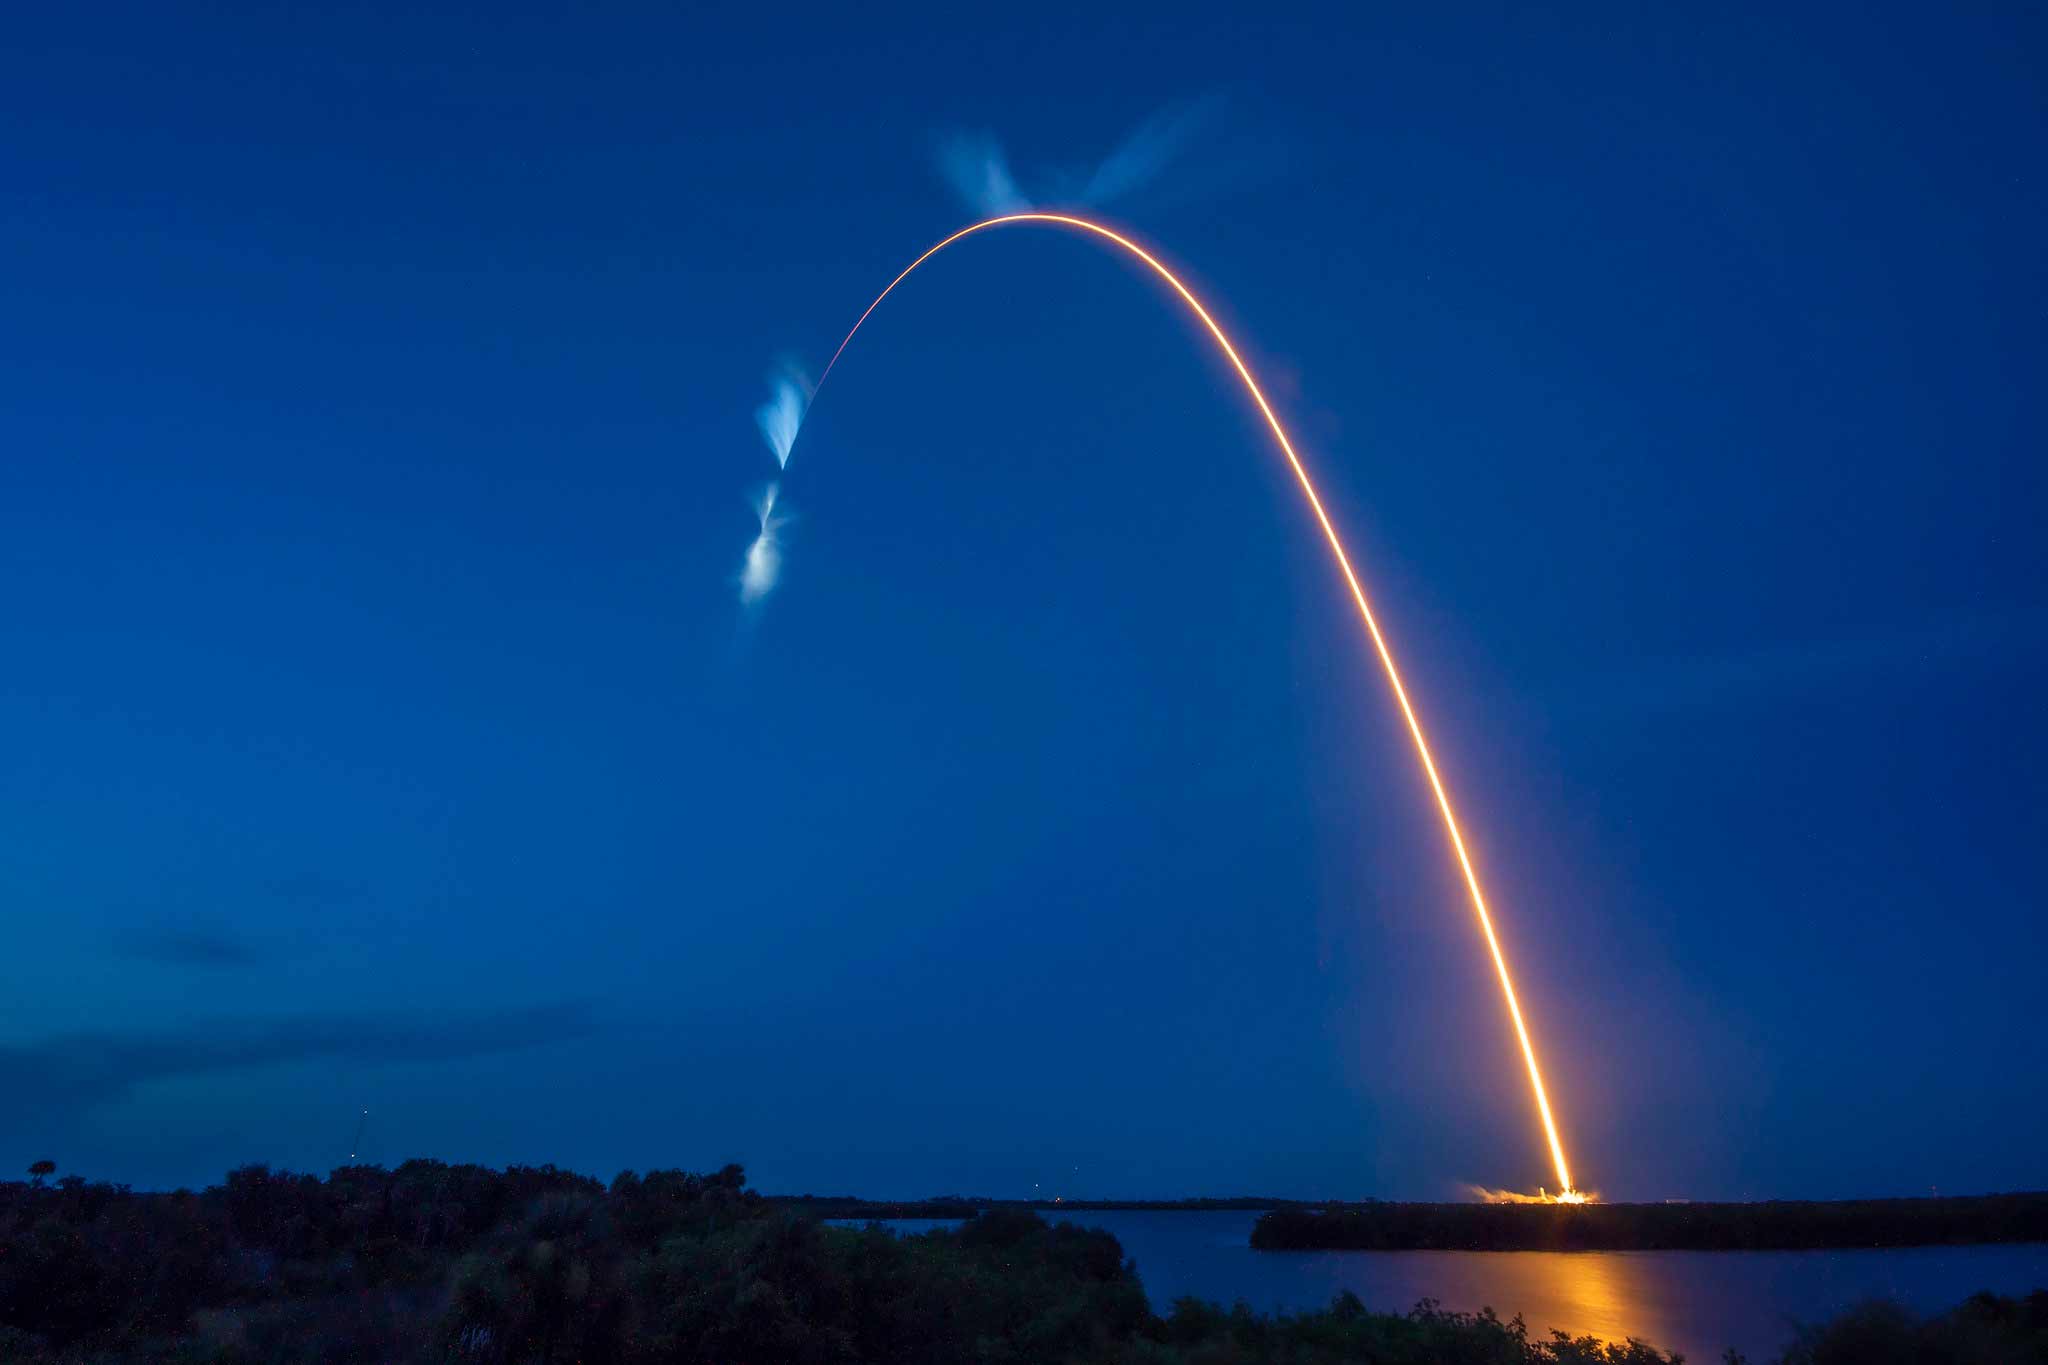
793,212,1583,1201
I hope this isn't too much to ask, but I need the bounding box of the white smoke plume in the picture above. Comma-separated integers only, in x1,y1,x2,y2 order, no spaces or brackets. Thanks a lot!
1078,101,1214,203
937,131,1031,215
754,362,811,469
738,483,785,605
936,99,1220,216
738,363,810,606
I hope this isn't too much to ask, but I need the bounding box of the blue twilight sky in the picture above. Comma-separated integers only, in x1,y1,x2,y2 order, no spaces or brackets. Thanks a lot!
3,3,2043,1201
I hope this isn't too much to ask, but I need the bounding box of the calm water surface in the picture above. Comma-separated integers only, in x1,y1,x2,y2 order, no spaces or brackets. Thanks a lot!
842,1212,2047,1362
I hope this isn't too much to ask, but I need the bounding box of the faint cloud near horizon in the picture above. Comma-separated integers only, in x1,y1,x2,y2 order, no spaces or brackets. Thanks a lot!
107,877,370,968
116,922,261,968
0,1002,597,1116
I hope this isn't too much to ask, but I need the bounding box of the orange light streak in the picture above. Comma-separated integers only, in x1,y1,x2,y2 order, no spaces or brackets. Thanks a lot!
800,212,1579,1199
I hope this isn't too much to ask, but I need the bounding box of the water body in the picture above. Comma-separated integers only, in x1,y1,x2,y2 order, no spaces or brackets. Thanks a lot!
837,1212,2048,1362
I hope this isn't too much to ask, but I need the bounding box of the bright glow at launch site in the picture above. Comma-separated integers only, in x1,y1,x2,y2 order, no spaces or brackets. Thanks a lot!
789,212,1585,1203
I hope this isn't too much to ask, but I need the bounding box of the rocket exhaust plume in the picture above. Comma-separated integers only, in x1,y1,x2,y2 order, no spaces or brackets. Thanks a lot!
738,483,784,604
938,100,1222,217
738,363,810,604
755,363,810,469
937,131,1029,216
775,214,1586,1199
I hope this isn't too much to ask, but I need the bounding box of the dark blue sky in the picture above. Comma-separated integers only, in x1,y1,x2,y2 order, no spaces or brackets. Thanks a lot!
4,3,2042,1201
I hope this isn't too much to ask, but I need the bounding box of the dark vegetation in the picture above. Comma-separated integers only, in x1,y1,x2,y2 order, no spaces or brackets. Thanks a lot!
1252,1193,2048,1252
1,1160,2040,1363
0,1160,1671,1363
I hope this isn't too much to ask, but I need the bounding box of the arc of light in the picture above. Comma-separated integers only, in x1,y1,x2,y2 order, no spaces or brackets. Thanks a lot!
798,212,1577,1198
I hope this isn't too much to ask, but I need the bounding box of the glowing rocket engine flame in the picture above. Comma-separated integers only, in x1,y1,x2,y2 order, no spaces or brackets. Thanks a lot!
1472,1184,1596,1205
792,212,1583,1200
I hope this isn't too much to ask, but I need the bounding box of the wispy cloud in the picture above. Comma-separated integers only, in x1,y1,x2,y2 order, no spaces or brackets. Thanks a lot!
0,1003,595,1113
116,922,260,968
